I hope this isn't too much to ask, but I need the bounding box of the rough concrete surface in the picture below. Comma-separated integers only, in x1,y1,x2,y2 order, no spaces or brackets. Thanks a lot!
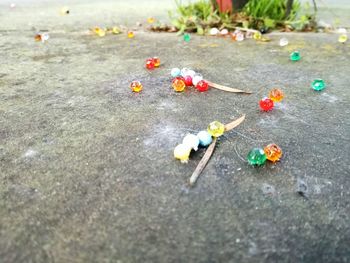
0,1,350,262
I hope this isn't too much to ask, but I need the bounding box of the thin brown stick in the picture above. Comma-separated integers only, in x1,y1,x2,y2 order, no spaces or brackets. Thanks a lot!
189,138,217,186
225,115,246,132
189,115,246,186
206,80,252,94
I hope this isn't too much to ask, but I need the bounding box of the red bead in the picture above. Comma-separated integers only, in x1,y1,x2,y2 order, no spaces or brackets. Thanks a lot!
184,75,193,86
196,80,209,92
259,97,274,111
146,58,155,70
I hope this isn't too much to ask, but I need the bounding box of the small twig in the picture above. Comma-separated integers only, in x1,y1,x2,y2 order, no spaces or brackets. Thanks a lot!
189,115,246,186
206,80,252,94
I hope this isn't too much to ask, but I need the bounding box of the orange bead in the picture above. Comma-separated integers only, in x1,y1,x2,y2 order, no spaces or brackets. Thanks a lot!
34,34,42,42
130,81,143,93
264,144,282,162
172,78,186,92
269,88,284,102
153,57,160,67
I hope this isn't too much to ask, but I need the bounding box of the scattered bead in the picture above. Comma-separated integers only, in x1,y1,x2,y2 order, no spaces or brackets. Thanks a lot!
147,17,155,24
127,31,134,38
259,97,274,111
311,79,326,91
60,6,69,15
338,34,347,43
192,74,203,86
171,68,181,78
146,58,155,70
112,27,121,34
207,121,225,137
197,131,213,147
153,57,160,67
290,51,301,61
268,88,284,102
264,144,282,162
174,144,192,163
184,75,193,86
279,37,289,47
183,134,200,151
130,81,143,93
220,29,229,35
196,80,209,92
172,78,186,92
236,32,244,41
183,33,191,42
93,27,106,37
231,33,237,41
337,28,347,34
210,28,219,36
247,148,267,166
253,31,262,40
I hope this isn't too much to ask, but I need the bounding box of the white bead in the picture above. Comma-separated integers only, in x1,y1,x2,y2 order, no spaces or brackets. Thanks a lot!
183,134,200,151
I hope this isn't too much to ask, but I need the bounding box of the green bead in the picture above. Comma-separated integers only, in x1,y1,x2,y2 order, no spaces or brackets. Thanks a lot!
312,79,326,91
290,51,301,61
183,33,191,42
247,148,267,166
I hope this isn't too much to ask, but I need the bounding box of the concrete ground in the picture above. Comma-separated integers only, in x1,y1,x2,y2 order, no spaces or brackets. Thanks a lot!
1,1,350,262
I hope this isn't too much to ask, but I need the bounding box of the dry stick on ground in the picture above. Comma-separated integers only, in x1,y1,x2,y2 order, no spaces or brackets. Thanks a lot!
189,115,246,186
206,80,252,94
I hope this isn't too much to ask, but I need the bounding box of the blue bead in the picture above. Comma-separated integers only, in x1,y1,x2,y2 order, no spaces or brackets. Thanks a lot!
171,68,181,78
197,131,213,147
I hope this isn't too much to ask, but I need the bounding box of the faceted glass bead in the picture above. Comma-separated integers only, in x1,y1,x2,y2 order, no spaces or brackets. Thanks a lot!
236,32,244,41
259,97,274,111
312,79,326,91
130,81,143,93
210,28,219,35
253,31,262,40
171,68,181,78
338,34,347,43
93,27,106,37
192,74,203,86
174,144,192,163
196,80,209,92
220,29,229,35
147,17,155,24
34,34,42,42
183,33,191,42
146,59,155,70
245,31,253,39
264,144,282,162
207,121,225,137
279,37,288,47
268,88,284,102
231,33,237,41
127,31,134,38
197,131,212,147
153,57,160,67
183,134,200,151
290,51,301,61
184,75,193,86
112,27,121,34
60,6,69,15
247,148,267,166
180,68,190,77
172,78,186,92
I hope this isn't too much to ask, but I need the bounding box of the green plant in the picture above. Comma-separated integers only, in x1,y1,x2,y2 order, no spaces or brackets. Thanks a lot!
169,0,222,34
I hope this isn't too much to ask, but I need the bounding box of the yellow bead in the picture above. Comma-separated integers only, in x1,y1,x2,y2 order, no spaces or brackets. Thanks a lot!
264,143,282,162
112,27,121,34
60,6,69,15
127,31,135,38
147,17,155,24
93,27,106,37
174,144,192,163
338,34,347,43
268,88,284,102
130,81,143,93
172,78,186,92
253,31,262,40
207,121,225,137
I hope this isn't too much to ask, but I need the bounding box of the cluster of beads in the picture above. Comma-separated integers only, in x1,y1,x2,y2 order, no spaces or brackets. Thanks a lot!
146,57,161,70
170,68,209,93
247,143,283,166
209,28,267,42
259,88,284,111
92,26,123,37
174,121,225,163
34,32,50,43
